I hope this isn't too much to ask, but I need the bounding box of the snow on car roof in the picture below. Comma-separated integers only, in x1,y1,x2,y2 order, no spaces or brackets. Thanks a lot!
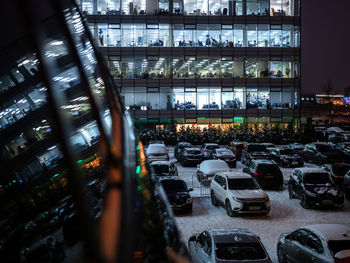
296,167,329,174
150,161,171,166
254,159,275,164
186,147,201,151
210,229,259,243
305,224,350,241
200,160,230,172
204,143,219,146
146,144,167,152
216,171,250,179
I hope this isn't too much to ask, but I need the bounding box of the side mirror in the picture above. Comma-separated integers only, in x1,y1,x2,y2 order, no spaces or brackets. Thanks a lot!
285,234,292,240
223,185,227,190
189,188,193,192
189,235,196,242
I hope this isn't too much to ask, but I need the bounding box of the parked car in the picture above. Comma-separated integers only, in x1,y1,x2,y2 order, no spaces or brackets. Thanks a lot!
301,143,343,165
179,147,204,166
277,224,350,263
243,159,283,190
150,161,178,176
145,143,169,162
188,229,272,263
261,143,277,152
336,142,350,164
241,144,271,165
210,171,270,216
197,160,230,184
227,141,246,161
149,140,165,145
321,163,350,185
288,168,344,209
344,170,350,201
202,143,220,159
271,148,304,167
159,177,193,213
287,143,305,152
210,148,237,168
174,142,192,161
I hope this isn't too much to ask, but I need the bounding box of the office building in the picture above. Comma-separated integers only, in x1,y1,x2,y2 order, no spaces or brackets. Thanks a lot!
80,0,301,130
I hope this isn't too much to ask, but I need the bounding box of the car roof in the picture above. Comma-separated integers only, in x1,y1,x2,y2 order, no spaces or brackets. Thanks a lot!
296,167,329,174
253,159,276,164
178,142,191,145
150,161,172,166
204,143,219,146
216,171,251,179
209,229,260,243
304,224,350,241
185,147,201,151
158,176,184,182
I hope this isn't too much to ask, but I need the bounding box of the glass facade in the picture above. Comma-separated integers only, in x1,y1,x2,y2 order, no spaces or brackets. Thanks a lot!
107,56,299,79
91,23,300,48
121,86,298,111
83,0,300,129
79,0,300,16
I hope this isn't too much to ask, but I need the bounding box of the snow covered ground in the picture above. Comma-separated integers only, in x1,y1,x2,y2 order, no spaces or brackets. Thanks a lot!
168,147,350,263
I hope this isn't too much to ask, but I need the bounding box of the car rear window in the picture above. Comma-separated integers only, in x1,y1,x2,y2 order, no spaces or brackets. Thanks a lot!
256,164,280,174
186,150,202,154
316,144,333,152
332,165,350,176
280,149,294,155
151,165,169,175
215,242,266,260
328,240,350,256
228,178,259,190
207,145,220,150
247,145,267,152
179,143,191,149
303,173,332,184
161,180,188,193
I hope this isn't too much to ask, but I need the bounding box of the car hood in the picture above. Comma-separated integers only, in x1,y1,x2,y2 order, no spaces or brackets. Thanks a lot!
230,189,268,199
281,155,300,159
166,192,190,203
250,151,270,156
305,184,338,196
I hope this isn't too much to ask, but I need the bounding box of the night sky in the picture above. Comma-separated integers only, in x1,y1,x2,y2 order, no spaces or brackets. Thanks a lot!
302,0,350,94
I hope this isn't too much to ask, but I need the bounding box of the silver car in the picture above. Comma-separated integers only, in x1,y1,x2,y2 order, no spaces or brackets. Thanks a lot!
188,229,272,263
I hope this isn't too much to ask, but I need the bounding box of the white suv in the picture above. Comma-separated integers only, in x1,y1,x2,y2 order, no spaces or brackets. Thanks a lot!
210,171,270,216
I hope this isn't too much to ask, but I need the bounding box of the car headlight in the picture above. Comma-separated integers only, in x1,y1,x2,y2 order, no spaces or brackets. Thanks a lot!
305,189,318,197
233,196,244,202
185,197,192,204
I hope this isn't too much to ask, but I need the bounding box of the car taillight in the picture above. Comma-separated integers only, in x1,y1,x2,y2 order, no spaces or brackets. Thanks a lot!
334,175,342,179
216,156,220,159
204,150,209,152
184,154,189,157
254,173,261,176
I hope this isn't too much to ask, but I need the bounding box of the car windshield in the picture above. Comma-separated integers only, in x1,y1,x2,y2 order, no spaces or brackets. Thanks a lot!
207,145,220,150
328,240,350,256
217,150,233,155
215,242,266,260
332,164,350,176
280,149,294,155
247,145,267,152
186,150,201,155
256,164,280,173
151,164,169,175
179,143,191,149
303,173,332,184
161,180,188,193
228,178,259,190
316,144,333,152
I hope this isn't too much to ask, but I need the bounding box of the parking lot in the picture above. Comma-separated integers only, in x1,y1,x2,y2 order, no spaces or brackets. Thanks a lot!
168,147,350,263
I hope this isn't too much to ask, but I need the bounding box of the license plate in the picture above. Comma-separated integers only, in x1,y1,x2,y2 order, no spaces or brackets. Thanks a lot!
322,200,333,205
225,159,231,161
249,206,261,210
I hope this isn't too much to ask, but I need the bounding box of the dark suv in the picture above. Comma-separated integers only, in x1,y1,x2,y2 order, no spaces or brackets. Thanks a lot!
243,159,283,190
174,142,192,161
271,148,304,167
321,163,350,185
159,177,193,213
301,143,342,165
227,141,246,161
241,144,271,165
179,147,204,166
210,148,237,168
288,168,344,209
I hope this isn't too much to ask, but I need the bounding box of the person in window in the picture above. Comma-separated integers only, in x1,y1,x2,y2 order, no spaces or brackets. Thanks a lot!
205,35,211,46
116,41,121,47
